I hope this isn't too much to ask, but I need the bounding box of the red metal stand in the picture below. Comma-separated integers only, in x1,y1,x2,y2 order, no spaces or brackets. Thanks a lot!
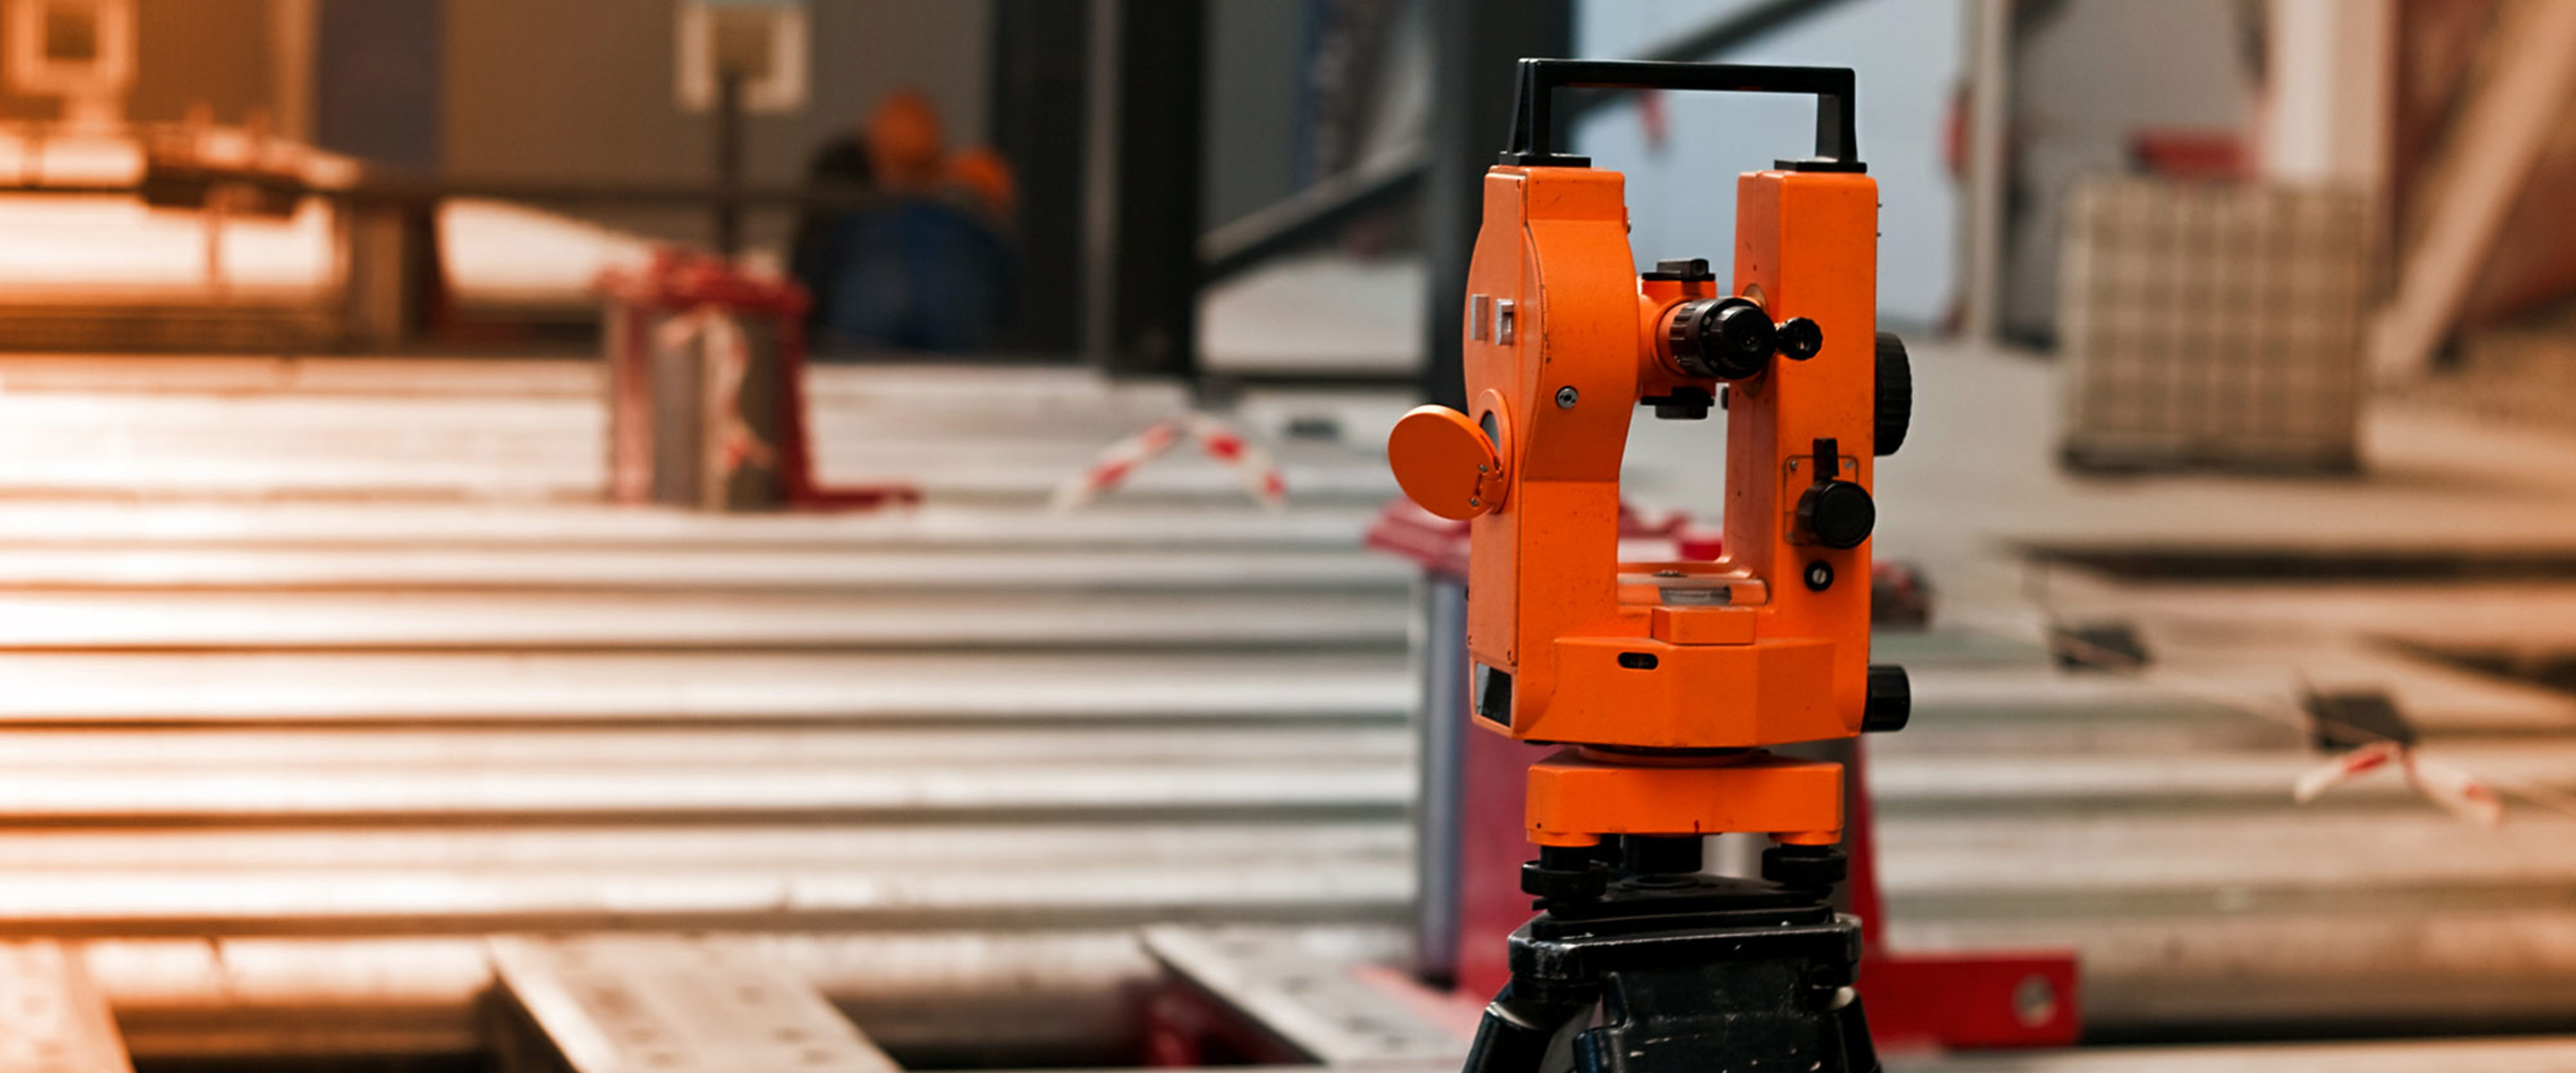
1843,743,2080,1047
599,250,919,511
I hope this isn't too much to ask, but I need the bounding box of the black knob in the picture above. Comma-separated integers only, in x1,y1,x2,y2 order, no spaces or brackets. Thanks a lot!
1875,332,1912,456
1521,843,1610,904
1796,480,1875,549
1862,663,1910,732
1667,297,1776,380
1778,317,1823,360
1760,843,1846,891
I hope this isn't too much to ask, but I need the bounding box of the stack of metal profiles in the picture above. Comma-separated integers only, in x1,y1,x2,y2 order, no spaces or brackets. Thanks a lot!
0,354,2563,1069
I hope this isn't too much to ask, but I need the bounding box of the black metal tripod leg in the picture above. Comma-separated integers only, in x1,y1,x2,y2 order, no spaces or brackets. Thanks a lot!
1838,993,1882,1073
1461,988,1591,1073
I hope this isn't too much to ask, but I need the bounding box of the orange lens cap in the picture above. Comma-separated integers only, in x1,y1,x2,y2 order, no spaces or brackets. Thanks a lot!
1388,404,1504,520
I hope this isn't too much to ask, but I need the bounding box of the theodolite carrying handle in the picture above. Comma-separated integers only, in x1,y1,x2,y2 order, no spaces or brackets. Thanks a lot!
1499,58,1860,171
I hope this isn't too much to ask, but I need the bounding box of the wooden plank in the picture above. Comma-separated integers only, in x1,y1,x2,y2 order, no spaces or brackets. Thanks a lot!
0,942,131,1073
491,936,899,1073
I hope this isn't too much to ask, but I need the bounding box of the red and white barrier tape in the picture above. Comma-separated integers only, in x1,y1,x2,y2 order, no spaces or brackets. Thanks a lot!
2293,739,2504,826
1955,605,2539,826
1053,414,1286,512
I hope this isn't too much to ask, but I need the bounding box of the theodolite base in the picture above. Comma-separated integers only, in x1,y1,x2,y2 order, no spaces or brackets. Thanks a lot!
1461,876,1879,1073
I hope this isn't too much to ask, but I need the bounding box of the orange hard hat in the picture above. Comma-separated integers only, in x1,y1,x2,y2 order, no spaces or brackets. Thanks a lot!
866,89,946,189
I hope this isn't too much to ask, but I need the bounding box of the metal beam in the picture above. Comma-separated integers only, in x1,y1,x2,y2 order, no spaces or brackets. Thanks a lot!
1555,0,1865,127
1199,0,1858,292
1958,0,2011,342
988,0,1091,353
1199,151,1424,283
1081,0,1208,377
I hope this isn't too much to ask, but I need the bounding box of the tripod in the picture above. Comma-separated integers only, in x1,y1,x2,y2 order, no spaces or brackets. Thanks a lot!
1462,836,1877,1073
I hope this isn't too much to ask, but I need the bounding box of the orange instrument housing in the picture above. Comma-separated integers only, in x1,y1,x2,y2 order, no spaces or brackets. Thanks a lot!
1389,61,1908,853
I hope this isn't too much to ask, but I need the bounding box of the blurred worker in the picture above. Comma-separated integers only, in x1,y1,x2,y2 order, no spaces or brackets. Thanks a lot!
787,133,875,310
800,90,1016,354
947,147,1017,224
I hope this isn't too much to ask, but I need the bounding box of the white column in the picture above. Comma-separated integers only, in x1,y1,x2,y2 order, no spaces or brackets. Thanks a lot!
1958,0,2011,343
2260,0,2392,190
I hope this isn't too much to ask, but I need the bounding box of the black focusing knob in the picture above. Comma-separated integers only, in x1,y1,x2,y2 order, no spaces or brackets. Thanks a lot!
1795,480,1875,549
1875,332,1912,456
1862,663,1911,732
1667,297,1776,381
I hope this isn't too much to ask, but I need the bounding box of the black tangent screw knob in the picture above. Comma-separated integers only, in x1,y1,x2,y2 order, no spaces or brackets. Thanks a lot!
1862,663,1911,732
1776,317,1823,360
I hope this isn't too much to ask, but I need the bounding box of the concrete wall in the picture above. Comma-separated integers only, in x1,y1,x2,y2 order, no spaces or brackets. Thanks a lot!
131,0,275,123
315,0,439,169
441,0,994,253
1574,0,1965,328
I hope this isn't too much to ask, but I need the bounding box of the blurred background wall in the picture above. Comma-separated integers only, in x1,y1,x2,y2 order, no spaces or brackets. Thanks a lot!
439,0,993,251
0,0,277,124
1577,0,1963,329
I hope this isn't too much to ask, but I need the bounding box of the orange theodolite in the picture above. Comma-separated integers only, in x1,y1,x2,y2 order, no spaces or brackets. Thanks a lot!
1387,60,1911,1073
